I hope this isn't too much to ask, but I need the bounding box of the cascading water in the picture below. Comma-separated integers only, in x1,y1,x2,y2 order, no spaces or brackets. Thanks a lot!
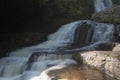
94,0,112,12
0,0,114,80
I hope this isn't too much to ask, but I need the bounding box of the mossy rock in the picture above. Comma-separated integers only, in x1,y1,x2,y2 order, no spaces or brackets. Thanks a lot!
92,13,113,23
92,6,120,24
113,15,120,24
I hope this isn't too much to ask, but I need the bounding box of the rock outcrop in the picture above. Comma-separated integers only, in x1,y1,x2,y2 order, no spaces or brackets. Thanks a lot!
92,6,120,24
73,51,120,80
113,44,120,51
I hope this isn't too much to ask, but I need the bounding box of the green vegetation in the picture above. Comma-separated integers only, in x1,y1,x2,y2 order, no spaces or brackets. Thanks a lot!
92,13,113,23
113,0,120,5
19,0,94,20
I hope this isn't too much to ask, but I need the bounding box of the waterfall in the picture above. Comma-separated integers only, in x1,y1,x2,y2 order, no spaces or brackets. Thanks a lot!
0,0,114,80
0,20,115,80
92,23,114,42
94,0,112,12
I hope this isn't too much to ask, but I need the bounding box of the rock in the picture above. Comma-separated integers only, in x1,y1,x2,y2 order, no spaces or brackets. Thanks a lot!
92,6,120,24
95,42,115,51
115,25,120,42
73,51,120,80
113,44,120,51
48,65,115,80
74,22,93,46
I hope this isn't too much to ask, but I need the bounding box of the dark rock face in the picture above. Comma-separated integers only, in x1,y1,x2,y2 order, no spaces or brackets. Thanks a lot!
92,6,120,24
74,22,94,46
95,42,115,51
116,25,120,42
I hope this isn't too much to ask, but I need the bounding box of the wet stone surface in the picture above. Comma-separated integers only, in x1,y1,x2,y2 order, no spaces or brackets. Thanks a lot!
48,65,117,80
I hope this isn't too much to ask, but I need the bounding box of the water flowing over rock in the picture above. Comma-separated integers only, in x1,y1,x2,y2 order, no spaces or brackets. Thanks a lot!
94,0,112,12
0,0,117,80
0,20,115,80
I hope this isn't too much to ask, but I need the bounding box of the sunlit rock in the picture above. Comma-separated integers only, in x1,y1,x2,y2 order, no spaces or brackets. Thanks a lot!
74,51,120,80
113,44,120,51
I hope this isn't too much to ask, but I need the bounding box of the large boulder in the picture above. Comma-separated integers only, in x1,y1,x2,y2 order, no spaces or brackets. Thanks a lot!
92,6,120,24
113,43,120,51
73,51,120,80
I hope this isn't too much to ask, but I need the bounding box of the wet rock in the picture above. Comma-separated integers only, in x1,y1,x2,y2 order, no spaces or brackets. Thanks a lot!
115,25,120,42
48,65,116,80
92,6,120,24
95,42,115,51
73,51,120,80
74,22,93,46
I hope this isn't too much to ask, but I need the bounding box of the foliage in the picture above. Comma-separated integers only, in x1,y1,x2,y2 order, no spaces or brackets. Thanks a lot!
113,0,120,5
33,0,94,20
2,0,94,33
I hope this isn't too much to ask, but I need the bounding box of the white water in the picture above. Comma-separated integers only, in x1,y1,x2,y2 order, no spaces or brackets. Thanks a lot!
0,21,80,80
0,20,114,80
30,59,76,80
0,0,114,80
94,0,112,12
92,23,114,42
34,21,80,50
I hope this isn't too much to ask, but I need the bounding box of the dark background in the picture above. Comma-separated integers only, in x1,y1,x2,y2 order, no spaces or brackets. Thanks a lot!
0,0,94,57
1,0,94,33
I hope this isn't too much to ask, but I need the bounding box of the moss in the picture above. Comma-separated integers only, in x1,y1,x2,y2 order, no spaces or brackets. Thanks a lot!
92,13,113,23
72,53,83,65
113,15,120,24
100,14,113,23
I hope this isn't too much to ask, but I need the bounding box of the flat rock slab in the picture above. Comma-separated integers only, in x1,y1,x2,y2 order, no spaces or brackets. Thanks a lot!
48,65,116,80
